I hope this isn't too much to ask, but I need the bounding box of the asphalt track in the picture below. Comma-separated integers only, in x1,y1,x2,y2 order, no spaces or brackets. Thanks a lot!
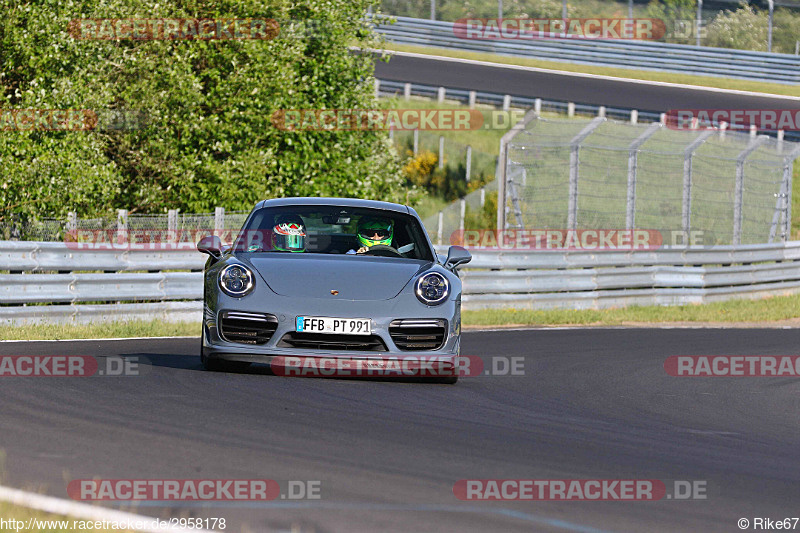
373,52,800,111
1,329,799,532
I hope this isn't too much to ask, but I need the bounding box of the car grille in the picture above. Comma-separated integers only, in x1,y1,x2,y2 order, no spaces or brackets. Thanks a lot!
389,319,447,351
219,311,278,345
277,332,388,352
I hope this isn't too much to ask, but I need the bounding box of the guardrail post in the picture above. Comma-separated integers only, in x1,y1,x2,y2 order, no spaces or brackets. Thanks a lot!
660,113,666,125
437,86,445,104
465,145,472,182
630,109,638,124
567,102,575,117
734,136,769,245
749,124,757,138
403,83,411,101
626,123,661,230
117,209,128,244
214,207,225,237
168,209,178,243
568,117,604,230
481,187,486,210
413,129,419,156
534,98,541,114
460,199,466,231
438,136,445,169
720,121,728,141
389,126,394,141
468,91,476,109
503,95,511,111
374,79,380,98
437,211,443,245
598,106,606,118
682,130,714,235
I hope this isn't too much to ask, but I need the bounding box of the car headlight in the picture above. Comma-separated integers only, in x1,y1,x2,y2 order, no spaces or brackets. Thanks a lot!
219,264,254,297
415,272,450,306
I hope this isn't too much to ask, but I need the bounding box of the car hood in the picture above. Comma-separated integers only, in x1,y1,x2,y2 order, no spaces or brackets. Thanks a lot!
245,254,428,300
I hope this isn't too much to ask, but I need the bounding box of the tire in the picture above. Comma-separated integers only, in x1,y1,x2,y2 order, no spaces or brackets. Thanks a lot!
436,375,458,385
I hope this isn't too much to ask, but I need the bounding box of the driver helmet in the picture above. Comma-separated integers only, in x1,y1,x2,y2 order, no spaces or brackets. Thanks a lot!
357,216,393,248
272,214,306,252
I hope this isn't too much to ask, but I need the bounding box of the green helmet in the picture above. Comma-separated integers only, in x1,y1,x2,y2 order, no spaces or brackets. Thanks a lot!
357,216,393,248
272,214,306,252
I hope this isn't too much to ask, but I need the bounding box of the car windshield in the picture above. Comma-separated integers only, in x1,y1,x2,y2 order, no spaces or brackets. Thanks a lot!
233,205,435,261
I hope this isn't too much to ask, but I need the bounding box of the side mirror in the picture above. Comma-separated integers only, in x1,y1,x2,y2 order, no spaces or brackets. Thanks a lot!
445,245,471,270
197,235,224,258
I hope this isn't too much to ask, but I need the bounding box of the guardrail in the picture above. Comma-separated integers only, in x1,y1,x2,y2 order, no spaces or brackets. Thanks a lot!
2,241,800,324
375,16,800,85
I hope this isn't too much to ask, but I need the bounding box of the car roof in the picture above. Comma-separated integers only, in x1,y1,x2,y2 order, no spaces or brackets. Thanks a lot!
256,197,411,214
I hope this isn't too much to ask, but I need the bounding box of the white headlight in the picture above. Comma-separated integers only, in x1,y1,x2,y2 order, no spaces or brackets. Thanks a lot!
219,264,254,297
415,272,450,305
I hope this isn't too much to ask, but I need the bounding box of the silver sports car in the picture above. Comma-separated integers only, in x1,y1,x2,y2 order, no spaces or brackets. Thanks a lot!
197,197,471,383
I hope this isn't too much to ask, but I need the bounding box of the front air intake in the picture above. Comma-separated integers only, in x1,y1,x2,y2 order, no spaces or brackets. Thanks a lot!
219,311,278,345
389,319,447,351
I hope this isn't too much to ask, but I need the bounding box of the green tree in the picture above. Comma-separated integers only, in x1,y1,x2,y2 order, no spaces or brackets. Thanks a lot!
1,0,407,222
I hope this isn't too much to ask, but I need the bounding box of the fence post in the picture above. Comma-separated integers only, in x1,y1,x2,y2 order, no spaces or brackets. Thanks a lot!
498,0,503,19
465,145,472,182
403,83,411,101
497,109,539,234
734,136,768,245
468,91,476,109
66,212,77,233
682,130,714,236
437,86,445,104
413,129,419,156
117,209,128,244
460,199,466,231
626,123,660,230
430,0,435,20
568,117,604,230
438,136,445,169
437,211,443,245
696,0,703,47
769,145,800,243
167,209,178,243
215,206,225,237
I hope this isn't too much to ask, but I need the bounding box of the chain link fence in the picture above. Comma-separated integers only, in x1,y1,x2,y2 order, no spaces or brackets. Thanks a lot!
500,116,799,246
0,209,251,243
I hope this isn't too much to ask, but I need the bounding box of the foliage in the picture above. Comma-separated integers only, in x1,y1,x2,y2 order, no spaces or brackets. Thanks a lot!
0,0,406,221
704,3,767,51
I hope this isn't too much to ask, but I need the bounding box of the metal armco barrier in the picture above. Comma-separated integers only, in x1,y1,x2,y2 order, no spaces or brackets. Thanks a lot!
2,241,800,324
375,16,800,85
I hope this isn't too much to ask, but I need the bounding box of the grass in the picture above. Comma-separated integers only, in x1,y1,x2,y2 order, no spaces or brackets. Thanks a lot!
0,502,135,532
463,292,800,326
0,292,799,342
0,319,198,341
382,43,800,98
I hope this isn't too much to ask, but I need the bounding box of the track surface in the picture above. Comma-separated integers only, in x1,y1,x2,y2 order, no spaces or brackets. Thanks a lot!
373,52,800,111
1,329,799,532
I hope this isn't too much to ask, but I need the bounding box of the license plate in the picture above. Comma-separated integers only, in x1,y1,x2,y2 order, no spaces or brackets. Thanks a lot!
296,316,371,335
